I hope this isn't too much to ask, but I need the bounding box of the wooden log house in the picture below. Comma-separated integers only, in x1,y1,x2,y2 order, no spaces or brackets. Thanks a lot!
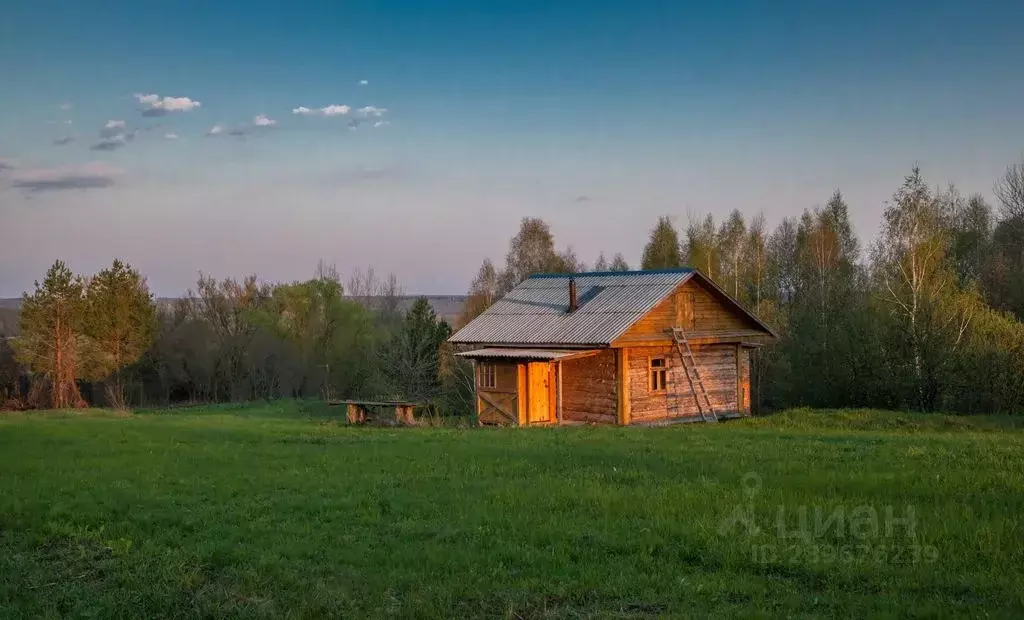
449,269,775,425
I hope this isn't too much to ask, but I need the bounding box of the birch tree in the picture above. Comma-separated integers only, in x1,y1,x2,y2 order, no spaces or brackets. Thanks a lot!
873,167,972,409
994,159,1024,220
717,210,747,298
684,214,719,281
495,218,576,293
459,259,501,326
744,214,767,311
986,161,1024,319
609,253,630,272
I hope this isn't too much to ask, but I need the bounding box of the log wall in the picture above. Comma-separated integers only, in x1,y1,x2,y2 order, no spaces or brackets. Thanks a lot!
627,343,740,422
560,349,617,424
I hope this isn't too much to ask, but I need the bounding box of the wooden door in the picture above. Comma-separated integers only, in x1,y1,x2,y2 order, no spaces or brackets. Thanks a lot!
527,362,552,423
475,361,521,425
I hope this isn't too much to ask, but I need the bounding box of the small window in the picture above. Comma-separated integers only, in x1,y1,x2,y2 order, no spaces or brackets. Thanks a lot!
479,363,497,389
650,358,668,392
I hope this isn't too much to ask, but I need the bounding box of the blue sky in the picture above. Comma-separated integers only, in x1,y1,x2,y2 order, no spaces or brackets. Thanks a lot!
2,1,1023,296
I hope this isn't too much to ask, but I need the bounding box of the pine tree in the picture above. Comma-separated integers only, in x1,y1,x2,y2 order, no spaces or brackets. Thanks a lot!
948,193,993,287
381,298,452,401
84,260,159,406
13,260,87,408
641,216,682,269
782,192,866,407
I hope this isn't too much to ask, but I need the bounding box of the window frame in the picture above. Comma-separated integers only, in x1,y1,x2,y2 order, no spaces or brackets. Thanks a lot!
479,363,497,389
649,357,668,393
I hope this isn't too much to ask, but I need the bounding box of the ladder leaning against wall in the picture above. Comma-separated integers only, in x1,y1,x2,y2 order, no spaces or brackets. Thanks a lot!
671,327,718,422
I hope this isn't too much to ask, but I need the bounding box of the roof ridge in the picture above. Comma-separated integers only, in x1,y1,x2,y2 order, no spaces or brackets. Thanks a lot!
519,281,677,287
528,267,694,279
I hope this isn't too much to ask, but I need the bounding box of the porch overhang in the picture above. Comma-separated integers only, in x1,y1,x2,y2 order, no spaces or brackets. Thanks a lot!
456,348,601,362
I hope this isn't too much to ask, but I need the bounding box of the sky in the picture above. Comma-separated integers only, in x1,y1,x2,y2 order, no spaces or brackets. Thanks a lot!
1,0,1023,296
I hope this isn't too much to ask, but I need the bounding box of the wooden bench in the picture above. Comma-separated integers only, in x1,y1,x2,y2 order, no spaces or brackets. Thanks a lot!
328,400,420,425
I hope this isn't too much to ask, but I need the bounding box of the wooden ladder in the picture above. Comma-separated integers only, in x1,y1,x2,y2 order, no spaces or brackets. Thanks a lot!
671,327,718,422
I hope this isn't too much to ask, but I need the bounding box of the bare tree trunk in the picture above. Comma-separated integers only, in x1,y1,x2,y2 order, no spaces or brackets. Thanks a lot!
53,310,63,408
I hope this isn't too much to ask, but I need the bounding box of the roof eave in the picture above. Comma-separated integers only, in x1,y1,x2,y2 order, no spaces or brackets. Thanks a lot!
448,341,610,350
688,269,779,339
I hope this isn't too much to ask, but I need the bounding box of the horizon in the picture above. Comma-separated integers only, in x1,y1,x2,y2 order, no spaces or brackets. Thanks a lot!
3,1,1023,297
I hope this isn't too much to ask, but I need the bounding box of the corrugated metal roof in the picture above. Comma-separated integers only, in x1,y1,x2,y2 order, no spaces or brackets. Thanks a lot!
455,348,600,361
449,269,695,346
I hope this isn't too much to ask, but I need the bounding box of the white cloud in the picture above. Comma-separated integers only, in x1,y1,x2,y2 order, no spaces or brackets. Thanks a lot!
356,105,387,117
135,93,202,116
105,120,125,129
321,104,351,117
46,119,73,125
157,97,201,112
52,136,77,146
252,114,277,127
292,104,351,117
359,79,368,85
9,161,123,192
164,133,179,140
206,124,224,136
373,121,390,128
58,102,73,111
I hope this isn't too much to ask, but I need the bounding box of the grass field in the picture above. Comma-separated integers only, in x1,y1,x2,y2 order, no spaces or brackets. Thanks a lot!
1,403,1023,618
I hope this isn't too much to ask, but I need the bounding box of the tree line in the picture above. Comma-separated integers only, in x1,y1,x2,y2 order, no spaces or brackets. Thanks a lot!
3,161,1022,415
463,162,1024,414
0,263,465,413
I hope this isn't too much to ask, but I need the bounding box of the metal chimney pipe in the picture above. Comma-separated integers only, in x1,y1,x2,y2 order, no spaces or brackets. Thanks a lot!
568,278,578,313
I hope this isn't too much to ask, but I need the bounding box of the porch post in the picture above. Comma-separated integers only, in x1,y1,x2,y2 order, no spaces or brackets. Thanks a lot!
556,361,563,424
471,360,480,421
616,348,631,425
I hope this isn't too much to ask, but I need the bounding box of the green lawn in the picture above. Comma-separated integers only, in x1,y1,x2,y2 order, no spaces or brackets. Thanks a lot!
1,403,1022,618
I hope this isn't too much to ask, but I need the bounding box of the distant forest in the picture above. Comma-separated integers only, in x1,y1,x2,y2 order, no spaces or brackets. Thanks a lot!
2,161,1023,414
